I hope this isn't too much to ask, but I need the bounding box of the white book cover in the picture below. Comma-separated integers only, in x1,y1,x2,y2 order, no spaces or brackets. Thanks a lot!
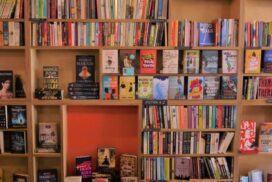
162,50,179,74
222,50,237,73
102,50,119,73
65,176,82,182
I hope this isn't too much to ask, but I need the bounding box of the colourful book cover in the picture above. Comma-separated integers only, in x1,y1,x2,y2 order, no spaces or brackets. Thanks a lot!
174,157,191,179
0,70,13,99
102,75,118,100
76,55,96,83
187,77,203,100
221,76,237,99
43,66,59,89
119,50,137,76
161,50,179,74
140,50,157,74
102,50,119,73
168,76,185,100
137,76,153,100
245,49,261,74
201,50,218,73
264,50,272,73
240,120,257,153
120,154,137,177
7,105,26,128
183,50,200,74
153,76,169,100
75,156,92,182
222,50,238,73
97,148,116,168
258,77,272,99
258,123,272,153
119,76,135,100
38,122,58,152
199,22,215,46
203,76,220,100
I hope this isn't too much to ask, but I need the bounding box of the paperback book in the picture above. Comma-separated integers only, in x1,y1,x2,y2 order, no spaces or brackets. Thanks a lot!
221,76,237,99
120,154,137,177
201,50,218,73
258,77,272,99
183,50,200,74
161,50,179,74
37,169,58,182
75,156,92,182
119,50,137,76
188,77,203,100
258,123,272,153
102,50,118,74
168,76,185,100
153,76,169,100
0,70,13,99
37,122,58,153
43,66,59,89
119,76,135,100
222,50,238,73
8,105,26,128
240,120,258,153
4,131,26,153
102,75,118,100
140,50,157,74
76,55,96,83
97,148,116,169
245,49,261,74
204,76,220,99
199,22,215,46
264,50,272,73
137,76,153,100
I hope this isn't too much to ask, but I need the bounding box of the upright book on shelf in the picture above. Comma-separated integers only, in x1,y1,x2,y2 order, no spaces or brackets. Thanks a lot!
264,50,272,73
153,76,169,100
161,50,179,74
222,50,238,73
37,122,58,153
0,106,7,129
76,55,96,83
240,120,257,153
140,50,157,74
245,49,261,74
43,66,59,89
119,76,135,100
102,50,118,74
137,76,153,100
168,76,185,100
102,75,118,100
183,50,200,74
119,50,137,76
0,70,13,99
188,77,203,100
201,50,218,73
75,156,92,182
7,105,26,128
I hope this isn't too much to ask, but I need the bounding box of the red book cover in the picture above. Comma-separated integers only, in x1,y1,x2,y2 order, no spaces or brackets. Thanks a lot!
43,22,48,46
140,50,157,74
180,106,185,129
240,120,258,153
51,0,57,19
268,173,272,182
217,106,222,128
19,0,24,18
68,22,72,46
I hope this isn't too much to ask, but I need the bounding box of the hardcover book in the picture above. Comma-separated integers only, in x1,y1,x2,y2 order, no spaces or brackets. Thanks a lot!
204,76,220,100
76,55,96,83
258,77,272,99
43,66,59,89
245,49,261,74
140,50,157,74
168,76,185,100
153,76,169,100
183,50,200,74
13,173,28,182
119,76,135,100
120,154,137,177
119,50,137,76
161,50,179,74
102,50,118,73
4,131,26,153
221,76,237,99
38,122,58,152
37,169,58,182
201,50,218,73
102,75,118,100
187,77,203,100
264,50,272,73
0,70,13,99
240,120,257,153
137,76,153,100
97,148,116,168
199,22,215,46
174,157,191,179
75,156,92,182
8,105,26,128
222,50,238,73
0,106,7,129
258,123,272,153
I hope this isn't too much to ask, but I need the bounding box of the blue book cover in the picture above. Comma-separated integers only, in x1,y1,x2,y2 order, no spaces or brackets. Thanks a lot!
153,76,169,100
199,22,215,46
158,0,163,18
38,169,58,182
201,50,218,73
3,22,9,46
8,105,27,128
264,50,272,73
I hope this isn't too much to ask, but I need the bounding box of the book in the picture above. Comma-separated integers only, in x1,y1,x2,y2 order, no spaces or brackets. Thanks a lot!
102,50,118,73
258,77,272,99
0,70,13,99
199,22,215,46
203,76,220,99
76,55,96,83
240,120,258,153
65,176,82,182
0,168,2,182
258,123,272,153
13,173,28,182
248,169,264,182
153,76,169,100
91,172,111,182
37,169,58,182
174,157,191,179
183,50,200,74
120,154,137,177
161,50,179,74
0,106,7,129
75,156,92,182
15,74,26,98
119,76,135,100
221,76,237,99
43,66,59,89
102,75,118,100
7,105,26,128
119,50,137,76
4,131,26,153
201,50,218,73
121,177,138,182
264,50,272,73
37,122,58,152
222,50,238,73
188,77,203,100
140,50,157,74
168,76,185,100
245,49,261,74
97,148,116,168
0,132,3,154
137,76,153,100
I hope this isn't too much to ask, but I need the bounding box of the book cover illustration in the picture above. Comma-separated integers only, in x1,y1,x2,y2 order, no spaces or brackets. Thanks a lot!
75,156,92,182
76,55,96,83
222,50,238,73
120,154,137,177
8,105,26,128
264,50,272,73
43,66,59,89
258,123,272,153
183,50,200,74
240,120,258,153
174,157,191,179
38,122,58,152
204,76,220,100
187,77,203,100
199,22,215,46
221,76,237,99
245,49,261,74
38,169,58,182
161,50,179,74
97,148,116,168
153,76,169,100
102,50,118,73
201,50,218,73
0,70,13,99
102,75,118,100
258,77,272,99
119,50,137,76
140,50,157,74
137,76,153,100
0,106,7,129
4,131,26,153
13,173,28,182
119,76,135,100
168,76,185,100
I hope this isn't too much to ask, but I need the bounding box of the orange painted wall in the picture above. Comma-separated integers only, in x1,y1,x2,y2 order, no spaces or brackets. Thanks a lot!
67,106,139,175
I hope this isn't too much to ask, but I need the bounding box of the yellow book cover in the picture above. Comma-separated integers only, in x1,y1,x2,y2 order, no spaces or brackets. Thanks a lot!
245,49,261,73
119,76,135,100
164,158,170,180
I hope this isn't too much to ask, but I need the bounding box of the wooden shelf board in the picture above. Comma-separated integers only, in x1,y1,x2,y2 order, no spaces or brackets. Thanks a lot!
0,19,25,22
0,46,25,50
103,73,238,77
245,47,272,50
141,153,235,157
168,100,237,105
242,100,272,106
0,98,28,105
0,128,27,131
191,46,239,50
188,179,233,182
142,128,236,132
243,73,272,77
34,153,62,158
0,153,28,157
31,46,171,50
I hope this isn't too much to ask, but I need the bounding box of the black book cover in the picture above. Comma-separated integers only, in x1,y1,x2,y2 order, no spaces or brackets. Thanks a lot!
76,55,96,83
8,105,27,128
75,156,92,182
4,131,26,153
0,105,7,128
37,169,58,182
15,75,26,98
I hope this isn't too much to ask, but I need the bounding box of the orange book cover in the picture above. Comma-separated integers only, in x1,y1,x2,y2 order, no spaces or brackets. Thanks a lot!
245,49,261,73
140,50,157,74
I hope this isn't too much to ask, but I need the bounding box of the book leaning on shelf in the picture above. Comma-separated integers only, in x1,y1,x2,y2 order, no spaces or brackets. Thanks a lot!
0,0,24,19
0,130,27,154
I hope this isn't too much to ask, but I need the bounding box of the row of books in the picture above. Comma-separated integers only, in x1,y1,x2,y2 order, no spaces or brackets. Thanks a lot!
0,22,24,46
243,77,272,100
143,105,237,129
0,105,26,129
102,75,237,100
141,157,233,180
171,19,239,47
31,21,167,47
0,131,27,154
0,169,28,182
68,82,99,100
31,0,168,20
245,49,272,74
0,0,23,19
142,131,234,155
